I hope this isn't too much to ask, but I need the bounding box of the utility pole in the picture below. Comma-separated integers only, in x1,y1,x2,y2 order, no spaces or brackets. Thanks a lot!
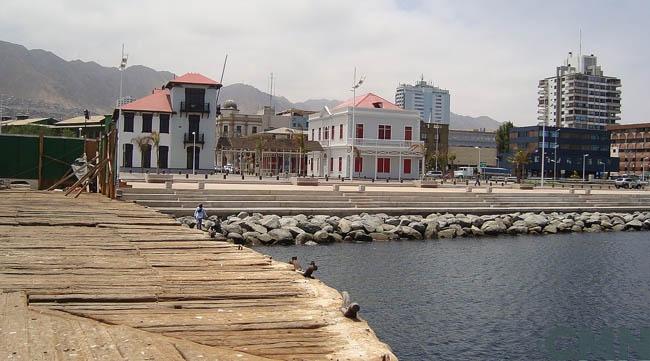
582,153,590,182
541,122,546,187
118,44,128,107
349,68,364,181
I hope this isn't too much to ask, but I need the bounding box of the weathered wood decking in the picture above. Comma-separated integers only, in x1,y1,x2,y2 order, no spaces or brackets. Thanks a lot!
0,191,396,360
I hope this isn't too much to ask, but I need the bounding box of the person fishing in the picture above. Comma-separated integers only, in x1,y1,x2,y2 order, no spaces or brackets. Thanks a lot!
289,256,302,271
303,261,318,278
194,203,207,230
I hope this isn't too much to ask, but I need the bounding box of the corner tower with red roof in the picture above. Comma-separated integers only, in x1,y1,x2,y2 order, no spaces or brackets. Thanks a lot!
117,73,221,172
307,92,425,180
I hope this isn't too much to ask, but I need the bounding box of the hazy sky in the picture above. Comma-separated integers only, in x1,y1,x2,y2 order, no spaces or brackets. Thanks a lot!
1,0,648,125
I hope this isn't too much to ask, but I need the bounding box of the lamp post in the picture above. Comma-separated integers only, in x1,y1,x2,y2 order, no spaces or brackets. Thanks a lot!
475,146,481,176
540,122,547,187
78,127,83,138
598,161,606,179
192,131,196,175
553,129,560,180
642,157,649,181
349,68,364,181
582,153,590,182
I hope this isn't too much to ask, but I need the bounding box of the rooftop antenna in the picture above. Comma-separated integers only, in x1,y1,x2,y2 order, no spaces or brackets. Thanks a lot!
117,44,128,107
579,28,582,72
215,54,228,115
269,72,274,108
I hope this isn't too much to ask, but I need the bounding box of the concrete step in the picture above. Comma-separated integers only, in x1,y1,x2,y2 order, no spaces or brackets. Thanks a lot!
139,200,353,209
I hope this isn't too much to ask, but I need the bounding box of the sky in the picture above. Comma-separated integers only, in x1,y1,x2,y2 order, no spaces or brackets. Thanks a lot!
1,0,649,125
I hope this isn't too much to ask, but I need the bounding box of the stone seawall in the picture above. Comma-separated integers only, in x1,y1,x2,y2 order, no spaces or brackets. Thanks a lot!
178,210,650,245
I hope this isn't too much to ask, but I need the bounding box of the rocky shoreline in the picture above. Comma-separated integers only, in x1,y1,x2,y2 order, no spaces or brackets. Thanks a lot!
177,211,650,246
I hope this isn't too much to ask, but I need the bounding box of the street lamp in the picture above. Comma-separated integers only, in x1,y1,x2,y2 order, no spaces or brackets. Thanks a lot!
78,127,83,138
349,68,364,181
475,146,481,176
598,161,606,179
582,153,590,182
553,129,560,180
642,157,649,181
192,131,197,175
541,122,547,187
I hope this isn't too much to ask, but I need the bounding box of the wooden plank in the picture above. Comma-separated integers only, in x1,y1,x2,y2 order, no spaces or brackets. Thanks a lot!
0,292,29,360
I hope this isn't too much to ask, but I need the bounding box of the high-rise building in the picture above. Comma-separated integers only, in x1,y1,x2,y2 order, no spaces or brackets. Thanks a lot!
395,77,450,124
538,53,621,130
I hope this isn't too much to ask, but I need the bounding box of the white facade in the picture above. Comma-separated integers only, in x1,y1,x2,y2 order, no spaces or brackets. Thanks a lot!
395,78,450,124
117,74,219,172
538,53,621,130
307,99,424,180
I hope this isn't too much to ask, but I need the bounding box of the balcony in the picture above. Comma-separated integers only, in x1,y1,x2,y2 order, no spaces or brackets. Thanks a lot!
350,138,425,149
180,102,210,114
184,132,205,145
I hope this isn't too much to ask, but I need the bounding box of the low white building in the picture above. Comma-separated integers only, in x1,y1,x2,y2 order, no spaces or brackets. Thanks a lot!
117,73,220,172
307,93,424,180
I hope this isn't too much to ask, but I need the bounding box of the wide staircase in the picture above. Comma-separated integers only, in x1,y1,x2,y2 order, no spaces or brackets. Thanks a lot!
119,187,650,216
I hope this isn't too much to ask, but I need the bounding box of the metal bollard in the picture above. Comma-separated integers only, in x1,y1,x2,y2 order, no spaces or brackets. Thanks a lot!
185,174,189,179
198,181,205,190
165,180,172,189
332,184,340,191
585,188,591,195
358,185,366,192
486,186,492,193
204,174,208,179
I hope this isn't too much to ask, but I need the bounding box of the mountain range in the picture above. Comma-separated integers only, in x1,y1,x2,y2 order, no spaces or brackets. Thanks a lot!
0,40,501,130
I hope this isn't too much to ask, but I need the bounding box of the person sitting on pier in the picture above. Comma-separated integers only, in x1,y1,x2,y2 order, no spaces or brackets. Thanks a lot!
289,256,302,271
302,261,318,278
194,204,207,230
340,291,360,320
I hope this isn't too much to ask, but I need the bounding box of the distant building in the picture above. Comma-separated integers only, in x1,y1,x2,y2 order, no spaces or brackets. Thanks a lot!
508,125,617,178
117,96,135,107
307,93,423,180
420,122,449,171
275,108,315,129
538,53,621,130
395,77,450,124
607,123,650,177
117,72,221,172
1,117,58,127
54,115,111,138
448,129,496,148
217,100,262,139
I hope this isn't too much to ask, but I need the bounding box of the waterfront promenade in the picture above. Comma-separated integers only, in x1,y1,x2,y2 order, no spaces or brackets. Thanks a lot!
0,191,396,360
120,180,650,217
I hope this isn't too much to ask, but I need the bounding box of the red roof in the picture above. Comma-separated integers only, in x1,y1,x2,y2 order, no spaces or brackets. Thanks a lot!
334,93,402,111
166,73,221,87
120,89,173,113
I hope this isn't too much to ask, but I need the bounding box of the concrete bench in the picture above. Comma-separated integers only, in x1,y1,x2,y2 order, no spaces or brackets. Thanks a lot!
415,180,439,188
145,174,174,183
291,177,319,186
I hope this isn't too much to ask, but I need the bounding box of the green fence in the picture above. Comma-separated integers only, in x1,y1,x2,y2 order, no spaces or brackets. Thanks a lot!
0,134,85,183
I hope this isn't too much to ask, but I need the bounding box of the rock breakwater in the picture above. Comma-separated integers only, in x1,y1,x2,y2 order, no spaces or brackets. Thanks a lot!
177,211,650,246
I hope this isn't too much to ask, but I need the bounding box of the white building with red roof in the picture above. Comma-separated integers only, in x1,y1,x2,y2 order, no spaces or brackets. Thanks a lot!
117,73,221,172
307,93,424,180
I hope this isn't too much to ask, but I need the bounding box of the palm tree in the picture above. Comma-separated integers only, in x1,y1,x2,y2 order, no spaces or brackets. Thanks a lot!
132,135,152,170
149,131,161,173
508,150,529,183
447,153,457,170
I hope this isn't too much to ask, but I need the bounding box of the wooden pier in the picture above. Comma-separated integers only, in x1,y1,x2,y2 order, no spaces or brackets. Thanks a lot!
0,191,396,360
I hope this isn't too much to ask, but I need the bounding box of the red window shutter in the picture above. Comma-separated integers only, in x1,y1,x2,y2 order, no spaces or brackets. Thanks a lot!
405,126,412,141
386,126,392,140
339,124,343,139
377,158,383,173
385,158,391,173
330,158,333,172
356,124,364,139
338,157,342,172
404,159,411,173
355,157,363,172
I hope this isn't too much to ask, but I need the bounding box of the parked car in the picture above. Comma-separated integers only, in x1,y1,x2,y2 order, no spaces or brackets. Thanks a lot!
614,177,642,189
223,164,235,174
425,171,443,178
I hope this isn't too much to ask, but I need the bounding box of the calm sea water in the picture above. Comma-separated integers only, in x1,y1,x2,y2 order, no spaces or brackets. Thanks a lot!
255,232,650,361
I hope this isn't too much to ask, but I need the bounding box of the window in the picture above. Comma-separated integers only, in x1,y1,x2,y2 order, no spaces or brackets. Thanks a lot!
329,157,334,172
158,145,169,169
339,124,343,139
324,126,328,140
141,144,152,168
123,113,134,132
318,128,322,141
310,158,313,171
378,125,392,140
159,114,169,133
188,115,200,134
142,114,153,133
403,159,412,173
377,157,390,173
311,129,315,140
252,126,258,134
223,125,229,135
355,156,363,172
338,157,342,172
123,143,133,167
405,126,412,141
356,124,364,139
330,126,335,140
185,88,205,107
236,125,242,135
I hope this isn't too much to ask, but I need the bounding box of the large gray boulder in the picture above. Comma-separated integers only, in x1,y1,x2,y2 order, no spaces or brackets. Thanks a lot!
286,226,305,237
236,211,249,219
280,217,298,228
481,220,506,235
408,222,426,235
222,223,243,235
242,231,261,244
268,228,294,245
240,221,267,234
507,225,528,235
424,222,438,239
297,221,322,234
257,233,273,244
543,224,558,234
397,226,423,240
523,214,548,228
295,232,313,244
313,230,330,243
260,215,281,230
338,218,353,233
227,232,244,244
352,231,373,242
626,219,643,230
437,228,456,239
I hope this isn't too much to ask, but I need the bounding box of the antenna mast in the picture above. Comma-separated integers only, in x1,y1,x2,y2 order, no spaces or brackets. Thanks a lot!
215,54,228,112
269,72,274,108
579,28,582,72
118,44,128,107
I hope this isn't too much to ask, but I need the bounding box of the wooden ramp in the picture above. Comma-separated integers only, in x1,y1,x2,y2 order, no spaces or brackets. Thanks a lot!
0,191,396,361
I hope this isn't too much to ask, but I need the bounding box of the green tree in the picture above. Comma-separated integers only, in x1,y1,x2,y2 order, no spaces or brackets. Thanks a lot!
149,131,161,172
508,149,529,183
447,153,457,170
496,121,514,154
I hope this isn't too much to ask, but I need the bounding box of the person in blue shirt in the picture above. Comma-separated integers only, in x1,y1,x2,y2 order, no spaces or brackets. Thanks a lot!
194,204,207,230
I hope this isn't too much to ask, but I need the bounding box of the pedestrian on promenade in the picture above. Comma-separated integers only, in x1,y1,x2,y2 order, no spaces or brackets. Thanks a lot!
289,256,302,271
474,174,481,187
303,261,318,278
194,204,207,230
